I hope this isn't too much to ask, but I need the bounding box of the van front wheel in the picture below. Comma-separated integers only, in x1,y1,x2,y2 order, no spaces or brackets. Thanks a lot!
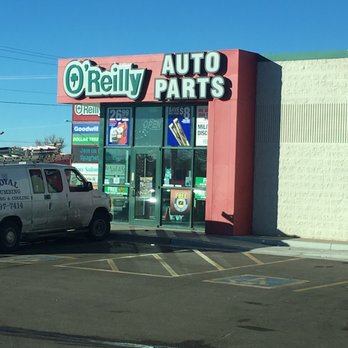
88,212,110,241
0,221,20,252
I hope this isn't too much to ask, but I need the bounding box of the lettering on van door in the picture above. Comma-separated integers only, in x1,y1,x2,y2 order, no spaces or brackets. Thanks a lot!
0,176,30,210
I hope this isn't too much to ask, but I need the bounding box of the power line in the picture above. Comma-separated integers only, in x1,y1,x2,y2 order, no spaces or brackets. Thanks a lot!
0,75,56,80
0,139,37,144
0,54,56,66
0,45,61,60
0,100,69,107
0,87,55,95
0,45,63,67
5,123,71,131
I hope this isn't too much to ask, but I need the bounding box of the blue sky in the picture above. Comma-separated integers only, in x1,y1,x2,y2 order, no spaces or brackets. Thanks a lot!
0,0,347,152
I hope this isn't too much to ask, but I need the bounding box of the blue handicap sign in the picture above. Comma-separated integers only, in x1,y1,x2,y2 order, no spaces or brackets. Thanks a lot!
206,274,308,288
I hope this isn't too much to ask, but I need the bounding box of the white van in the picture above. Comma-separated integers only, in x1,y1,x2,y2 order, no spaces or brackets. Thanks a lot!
0,163,112,251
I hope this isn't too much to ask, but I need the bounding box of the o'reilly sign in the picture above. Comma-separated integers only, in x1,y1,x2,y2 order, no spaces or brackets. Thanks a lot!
63,51,228,101
64,60,146,100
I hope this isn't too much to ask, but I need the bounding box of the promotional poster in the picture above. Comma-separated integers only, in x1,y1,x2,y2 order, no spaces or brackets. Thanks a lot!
167,106,191,146
107,107,131,146
170,189,192,215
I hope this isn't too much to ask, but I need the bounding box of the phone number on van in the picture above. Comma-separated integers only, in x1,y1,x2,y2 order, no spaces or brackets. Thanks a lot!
0,202,24,210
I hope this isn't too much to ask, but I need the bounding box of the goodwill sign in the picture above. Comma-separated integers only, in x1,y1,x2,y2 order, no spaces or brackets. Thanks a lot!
62,51,228,101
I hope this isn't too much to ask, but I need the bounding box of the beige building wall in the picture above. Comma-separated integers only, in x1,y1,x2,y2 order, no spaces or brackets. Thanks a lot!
253,54,348,241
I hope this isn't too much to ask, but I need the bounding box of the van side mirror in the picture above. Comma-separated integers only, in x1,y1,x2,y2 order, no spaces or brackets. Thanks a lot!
86,181,94,191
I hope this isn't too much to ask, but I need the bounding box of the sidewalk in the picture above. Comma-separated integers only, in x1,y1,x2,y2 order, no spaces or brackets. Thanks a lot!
110,224,348,262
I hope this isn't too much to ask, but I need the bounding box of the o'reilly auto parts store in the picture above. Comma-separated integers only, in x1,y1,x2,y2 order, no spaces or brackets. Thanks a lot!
58,49,348,241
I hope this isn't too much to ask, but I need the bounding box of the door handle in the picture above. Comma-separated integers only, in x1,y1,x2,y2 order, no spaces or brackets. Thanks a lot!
44,194,51,200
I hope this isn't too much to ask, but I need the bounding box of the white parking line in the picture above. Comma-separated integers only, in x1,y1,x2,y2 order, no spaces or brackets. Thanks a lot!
107,259,119,272
294,280,348,292
152,254,179,277
193,250,225,271
243,252,264,265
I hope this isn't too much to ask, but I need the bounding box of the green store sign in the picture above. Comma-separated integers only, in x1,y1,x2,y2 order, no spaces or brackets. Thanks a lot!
72,134,99,145
63,60,146,100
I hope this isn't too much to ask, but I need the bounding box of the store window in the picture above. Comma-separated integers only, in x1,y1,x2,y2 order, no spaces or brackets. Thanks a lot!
163,149,192,187
103,148,129,222
134,152,157,220
193,149,207,227
134,106,163,146
161,149,193,228
160,105,208,229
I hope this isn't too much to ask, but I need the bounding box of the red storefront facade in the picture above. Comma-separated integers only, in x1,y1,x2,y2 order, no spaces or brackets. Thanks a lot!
58,49,257,236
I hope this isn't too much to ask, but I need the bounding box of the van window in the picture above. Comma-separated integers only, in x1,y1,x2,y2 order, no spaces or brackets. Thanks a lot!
44,169,63,193
29,169,45,194
64,169,87,192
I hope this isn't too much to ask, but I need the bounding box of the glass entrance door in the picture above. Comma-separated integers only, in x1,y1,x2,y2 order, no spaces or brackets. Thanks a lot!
129,148,161,226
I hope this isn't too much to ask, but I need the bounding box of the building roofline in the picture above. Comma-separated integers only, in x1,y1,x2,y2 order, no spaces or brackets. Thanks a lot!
258,50,348,62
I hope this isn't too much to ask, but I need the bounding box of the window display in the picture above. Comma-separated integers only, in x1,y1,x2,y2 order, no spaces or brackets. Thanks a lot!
104,149,130,222
166,106,192,146
107,107,131,146
104,149,129,185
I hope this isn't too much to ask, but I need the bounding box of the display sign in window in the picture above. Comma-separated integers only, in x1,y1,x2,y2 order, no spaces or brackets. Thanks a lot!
104,149,129,185
170,189,192,216
107,107,131,146
167,106,192,146
195,177,207,188
196,106,208,146
104,186,129,196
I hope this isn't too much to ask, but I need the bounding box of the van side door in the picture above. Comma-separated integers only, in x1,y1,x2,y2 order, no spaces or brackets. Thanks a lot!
29,169,49,231
43,168,68,231
64,168,93,229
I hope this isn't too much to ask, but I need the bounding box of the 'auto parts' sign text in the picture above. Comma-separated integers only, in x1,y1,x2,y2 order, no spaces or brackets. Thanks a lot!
155,51,227,100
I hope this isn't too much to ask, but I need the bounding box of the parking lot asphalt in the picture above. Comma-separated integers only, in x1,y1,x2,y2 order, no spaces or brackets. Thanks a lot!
0,232,347,347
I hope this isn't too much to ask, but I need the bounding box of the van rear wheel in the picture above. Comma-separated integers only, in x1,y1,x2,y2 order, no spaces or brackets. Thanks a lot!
0,221,20,252
88,212,110,241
